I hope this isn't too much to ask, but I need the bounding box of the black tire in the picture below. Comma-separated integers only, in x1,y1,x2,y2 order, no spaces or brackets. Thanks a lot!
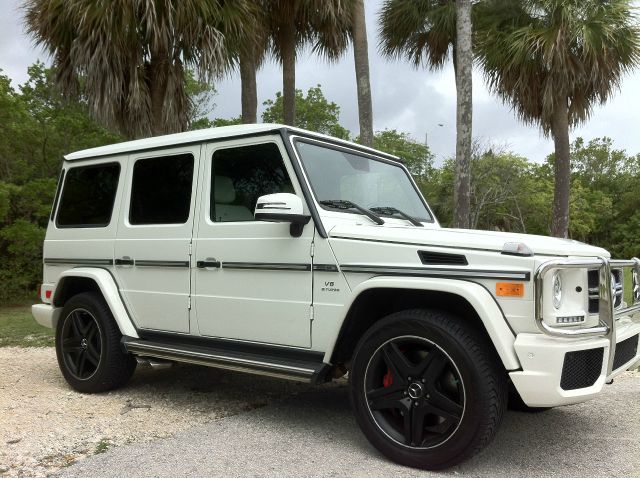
55,292,136,393
349,309,508,470
508,383,552,413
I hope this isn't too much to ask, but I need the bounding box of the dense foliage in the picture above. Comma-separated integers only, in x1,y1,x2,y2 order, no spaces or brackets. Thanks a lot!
262,85,350,139
0,64,121,303
0,69,638,304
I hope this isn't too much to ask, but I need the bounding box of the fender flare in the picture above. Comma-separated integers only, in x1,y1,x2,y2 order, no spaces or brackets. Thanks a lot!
53,268,139,338
325,276,520,370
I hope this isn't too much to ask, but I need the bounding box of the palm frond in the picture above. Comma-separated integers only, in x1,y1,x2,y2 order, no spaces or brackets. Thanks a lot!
475,0,640,135
23,0,255,138
378,0,456,70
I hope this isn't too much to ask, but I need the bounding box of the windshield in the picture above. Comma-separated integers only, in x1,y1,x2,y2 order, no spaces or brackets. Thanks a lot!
295,140,432,222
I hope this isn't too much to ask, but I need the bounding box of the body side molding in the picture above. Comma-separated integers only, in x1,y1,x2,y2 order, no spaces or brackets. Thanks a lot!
339,264,531,281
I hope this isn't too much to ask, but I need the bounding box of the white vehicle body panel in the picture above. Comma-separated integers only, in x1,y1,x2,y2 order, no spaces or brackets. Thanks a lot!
50,268,138,337
113,144,201,334
316,276,520,370
191,136,313,347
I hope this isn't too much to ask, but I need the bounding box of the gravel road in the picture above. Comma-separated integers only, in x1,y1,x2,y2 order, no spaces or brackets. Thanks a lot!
0,347,329,477
2,347,639,478
54,370,640,478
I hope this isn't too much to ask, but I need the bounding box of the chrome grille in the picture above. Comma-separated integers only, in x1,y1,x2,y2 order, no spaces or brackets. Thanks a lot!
588,269,623,313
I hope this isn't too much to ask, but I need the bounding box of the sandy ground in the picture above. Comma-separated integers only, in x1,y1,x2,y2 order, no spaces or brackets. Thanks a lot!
0,347,328,477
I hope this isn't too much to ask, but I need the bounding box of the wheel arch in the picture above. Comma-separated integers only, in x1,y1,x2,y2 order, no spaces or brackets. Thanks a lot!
52,268,138,338
327,277,520,371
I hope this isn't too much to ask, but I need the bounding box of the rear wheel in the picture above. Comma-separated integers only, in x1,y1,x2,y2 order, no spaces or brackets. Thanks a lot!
349,309,507,470
56,292,136,393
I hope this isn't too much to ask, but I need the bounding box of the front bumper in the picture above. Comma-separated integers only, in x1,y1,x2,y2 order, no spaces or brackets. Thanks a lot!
510,318,640,407
511,256,640,407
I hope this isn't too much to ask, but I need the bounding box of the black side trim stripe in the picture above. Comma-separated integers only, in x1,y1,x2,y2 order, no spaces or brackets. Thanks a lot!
340,264,531,281
44,258,114,266
223,262,311,272
313,264,339,272
134,260,189,268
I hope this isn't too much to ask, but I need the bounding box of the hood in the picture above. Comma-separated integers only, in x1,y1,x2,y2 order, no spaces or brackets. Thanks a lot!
328,224,610,258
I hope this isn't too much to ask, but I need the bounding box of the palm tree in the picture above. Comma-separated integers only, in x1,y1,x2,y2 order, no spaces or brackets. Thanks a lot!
264,0,349,126
378,0,474,228
24,0,252,139
475,0,640,238
454,0,472,229
222,4,269,125
351,0,374,147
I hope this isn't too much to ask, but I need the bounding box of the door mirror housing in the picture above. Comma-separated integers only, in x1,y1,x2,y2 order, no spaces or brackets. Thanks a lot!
254,193,311,237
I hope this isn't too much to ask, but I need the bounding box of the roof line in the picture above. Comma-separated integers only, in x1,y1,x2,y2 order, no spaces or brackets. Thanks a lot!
63,124,400,162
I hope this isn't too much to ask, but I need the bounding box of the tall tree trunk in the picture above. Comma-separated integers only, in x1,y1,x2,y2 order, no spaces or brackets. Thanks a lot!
551,102,571,238
352,0,373,147
281,23,296,126
453,0,472,229
149,58,169,138
240,49,258,124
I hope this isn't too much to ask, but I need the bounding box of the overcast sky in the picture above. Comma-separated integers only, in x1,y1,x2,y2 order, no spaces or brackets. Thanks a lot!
2,0,639,163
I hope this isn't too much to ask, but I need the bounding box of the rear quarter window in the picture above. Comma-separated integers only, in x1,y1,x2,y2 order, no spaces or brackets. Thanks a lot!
56,162,121,228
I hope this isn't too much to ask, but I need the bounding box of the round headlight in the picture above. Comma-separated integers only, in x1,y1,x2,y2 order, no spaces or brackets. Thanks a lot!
552,272,562,309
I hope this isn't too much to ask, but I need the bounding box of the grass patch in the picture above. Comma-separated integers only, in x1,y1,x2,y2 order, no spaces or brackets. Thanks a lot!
94,439,112,454
0,303,54,347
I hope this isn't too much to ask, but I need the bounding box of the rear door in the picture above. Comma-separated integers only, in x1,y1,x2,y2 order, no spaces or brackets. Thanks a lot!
114,145,200,333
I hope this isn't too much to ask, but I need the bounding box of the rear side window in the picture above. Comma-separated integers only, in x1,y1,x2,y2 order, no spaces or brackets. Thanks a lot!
56,163,121,228
129,153,194,225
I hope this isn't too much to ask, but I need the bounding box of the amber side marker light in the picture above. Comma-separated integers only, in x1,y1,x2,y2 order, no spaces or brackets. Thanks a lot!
496,282,525,297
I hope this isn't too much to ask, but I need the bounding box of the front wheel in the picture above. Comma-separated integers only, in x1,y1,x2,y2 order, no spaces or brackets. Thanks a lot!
349,309,507,470
55,292,136,393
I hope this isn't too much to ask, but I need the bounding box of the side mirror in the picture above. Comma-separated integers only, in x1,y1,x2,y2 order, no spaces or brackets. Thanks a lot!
254,193,311,237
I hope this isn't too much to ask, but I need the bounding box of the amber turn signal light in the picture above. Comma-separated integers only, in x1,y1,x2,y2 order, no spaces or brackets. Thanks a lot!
496,282,524,297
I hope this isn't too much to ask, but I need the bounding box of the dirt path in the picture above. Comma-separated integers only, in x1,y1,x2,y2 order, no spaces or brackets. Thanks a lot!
0,347,327,477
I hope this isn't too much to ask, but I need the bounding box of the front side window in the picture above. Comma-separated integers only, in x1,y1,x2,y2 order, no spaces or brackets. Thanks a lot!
56,163,120,227
295,140,432,222
211,143,294,222
129,153,194,225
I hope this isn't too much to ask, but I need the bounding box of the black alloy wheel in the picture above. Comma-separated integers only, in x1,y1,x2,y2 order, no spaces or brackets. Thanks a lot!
349,309,508,470
60,308,102,380
364,336,465,449
56,292,136,393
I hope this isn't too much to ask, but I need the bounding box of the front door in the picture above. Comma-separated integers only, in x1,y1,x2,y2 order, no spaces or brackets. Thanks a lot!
192,136,313,347
114,145,200,333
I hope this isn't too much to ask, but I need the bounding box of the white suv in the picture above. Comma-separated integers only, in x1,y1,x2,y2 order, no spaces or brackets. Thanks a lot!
32,124,640,469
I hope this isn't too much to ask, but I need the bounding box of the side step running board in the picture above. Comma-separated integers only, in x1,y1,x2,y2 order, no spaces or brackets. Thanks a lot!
122,337,329,383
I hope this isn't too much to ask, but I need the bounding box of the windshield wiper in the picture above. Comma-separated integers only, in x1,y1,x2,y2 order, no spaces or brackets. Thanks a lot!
369,206,424,227
319,200,385,225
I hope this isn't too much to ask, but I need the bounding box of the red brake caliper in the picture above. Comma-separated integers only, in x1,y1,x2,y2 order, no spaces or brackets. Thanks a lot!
383,369,393,388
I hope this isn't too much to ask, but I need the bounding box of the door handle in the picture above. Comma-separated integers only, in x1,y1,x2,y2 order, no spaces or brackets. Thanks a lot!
115,256,134,266
196,258,221,269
